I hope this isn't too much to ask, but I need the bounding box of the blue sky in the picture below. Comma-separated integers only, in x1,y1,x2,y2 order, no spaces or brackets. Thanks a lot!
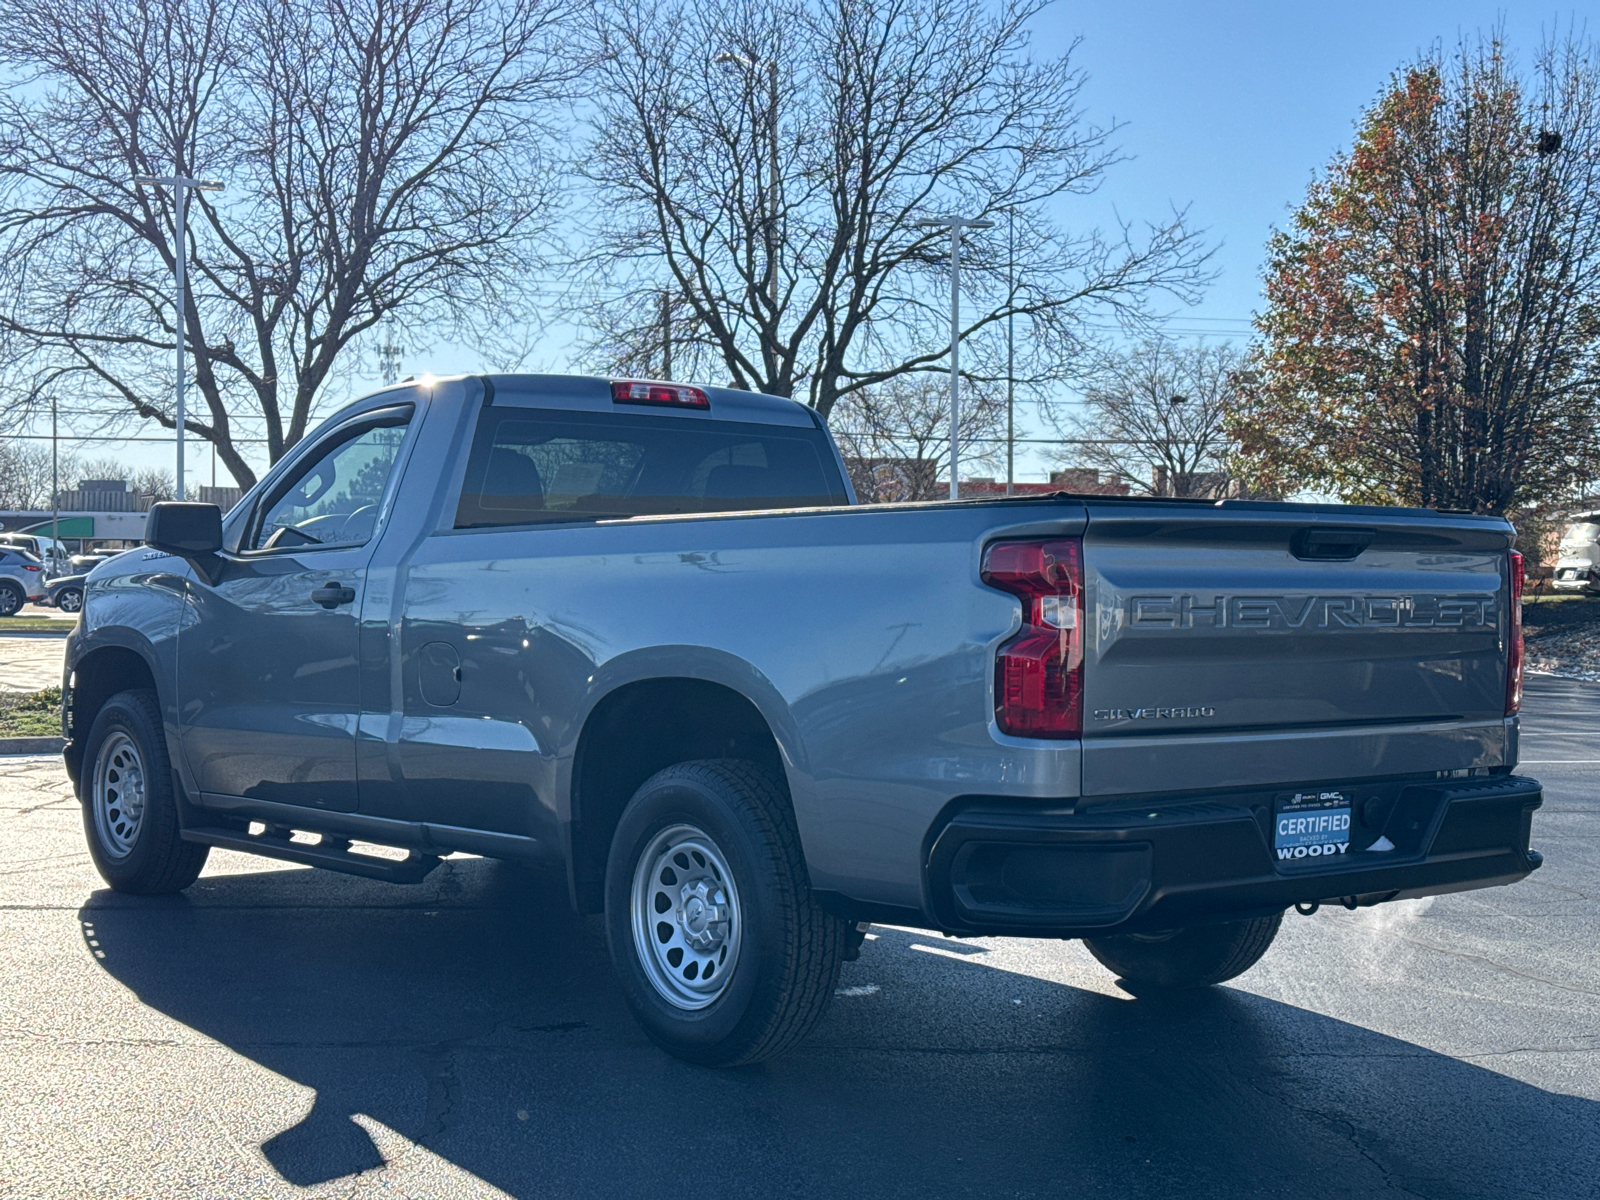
68,1,1600,488
1041,1,1594,337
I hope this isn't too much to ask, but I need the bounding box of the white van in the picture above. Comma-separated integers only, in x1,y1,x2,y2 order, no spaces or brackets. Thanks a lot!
1552,512,1600,594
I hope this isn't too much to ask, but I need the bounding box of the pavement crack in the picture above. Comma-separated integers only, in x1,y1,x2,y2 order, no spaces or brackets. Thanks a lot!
513,1020,589,1034
419,1042,462,1142
1237,1074,1431,1199
11,796,74,815
1399,936,1600,999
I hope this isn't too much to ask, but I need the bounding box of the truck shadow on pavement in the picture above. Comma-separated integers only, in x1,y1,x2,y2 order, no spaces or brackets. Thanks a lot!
80,856,1600,1199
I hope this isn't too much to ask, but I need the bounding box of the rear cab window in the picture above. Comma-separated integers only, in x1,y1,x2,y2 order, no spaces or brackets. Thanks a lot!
455,405,850,529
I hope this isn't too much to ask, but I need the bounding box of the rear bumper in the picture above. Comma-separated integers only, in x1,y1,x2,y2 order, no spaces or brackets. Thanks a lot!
925,774,1543,937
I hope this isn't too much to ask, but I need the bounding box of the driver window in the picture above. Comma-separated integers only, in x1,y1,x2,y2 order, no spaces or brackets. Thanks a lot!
250,417,410,552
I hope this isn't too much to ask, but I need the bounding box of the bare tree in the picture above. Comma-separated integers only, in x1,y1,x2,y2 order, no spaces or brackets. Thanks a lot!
0,441,67,509
828,373,1007,500
579,0,1211,418
0,0,579,487
1051,338,1240,497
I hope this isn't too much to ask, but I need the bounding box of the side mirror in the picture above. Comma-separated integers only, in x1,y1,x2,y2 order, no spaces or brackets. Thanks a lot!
145,502,223,559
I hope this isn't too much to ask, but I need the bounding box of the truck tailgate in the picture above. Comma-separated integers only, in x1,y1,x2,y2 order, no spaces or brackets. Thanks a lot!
1080,505,1515,797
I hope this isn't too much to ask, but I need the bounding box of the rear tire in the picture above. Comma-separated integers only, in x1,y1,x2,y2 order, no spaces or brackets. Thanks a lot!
0,582,23,616
1083,913,1282,989
604,759,848,1066
80,689,209,894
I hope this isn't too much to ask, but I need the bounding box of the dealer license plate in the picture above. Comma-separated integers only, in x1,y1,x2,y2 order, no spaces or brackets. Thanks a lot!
1274,792,1352,864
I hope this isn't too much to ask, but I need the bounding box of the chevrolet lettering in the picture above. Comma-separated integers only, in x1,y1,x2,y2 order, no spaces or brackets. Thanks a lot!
1128,593,1496,629
60,373,1542,1066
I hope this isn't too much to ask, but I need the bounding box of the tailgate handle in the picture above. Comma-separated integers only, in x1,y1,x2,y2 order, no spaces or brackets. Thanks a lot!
1290,529,1374,561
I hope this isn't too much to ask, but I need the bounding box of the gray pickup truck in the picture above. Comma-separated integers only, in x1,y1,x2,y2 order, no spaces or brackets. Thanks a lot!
62,374,1544,1064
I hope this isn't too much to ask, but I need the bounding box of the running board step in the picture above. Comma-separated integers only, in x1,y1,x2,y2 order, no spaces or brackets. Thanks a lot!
181,825,442,883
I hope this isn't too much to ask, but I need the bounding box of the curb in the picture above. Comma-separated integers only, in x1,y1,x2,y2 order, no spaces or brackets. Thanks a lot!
0,736,63,755
0,629,71,638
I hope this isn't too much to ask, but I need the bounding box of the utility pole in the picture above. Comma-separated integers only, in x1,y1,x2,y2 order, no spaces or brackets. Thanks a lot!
50,395,58,573
1006,208,1015,497
661,290,673,380
916,214,993,499
133,174,225,501
378,318,404,386
764,57,779,315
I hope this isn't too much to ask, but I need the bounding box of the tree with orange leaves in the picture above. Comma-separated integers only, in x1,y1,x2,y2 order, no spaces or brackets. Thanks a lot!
1231,31,1600,514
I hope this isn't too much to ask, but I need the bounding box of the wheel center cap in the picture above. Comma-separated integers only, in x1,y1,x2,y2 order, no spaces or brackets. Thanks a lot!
677,878,728,951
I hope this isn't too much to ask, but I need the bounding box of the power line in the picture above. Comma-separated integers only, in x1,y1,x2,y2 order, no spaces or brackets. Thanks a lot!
3,432,276,444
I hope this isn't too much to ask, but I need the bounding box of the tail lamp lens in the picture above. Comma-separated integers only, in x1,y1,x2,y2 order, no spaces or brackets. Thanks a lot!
1507,549,1524,716
981,538,1084,738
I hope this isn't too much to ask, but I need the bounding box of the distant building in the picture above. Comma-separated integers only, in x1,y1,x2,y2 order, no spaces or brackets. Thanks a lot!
0,481,244,551
1150,466,1235,499
961,469,1131,498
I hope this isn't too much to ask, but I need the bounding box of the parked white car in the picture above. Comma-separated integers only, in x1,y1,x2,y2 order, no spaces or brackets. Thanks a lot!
1551,512,1600,594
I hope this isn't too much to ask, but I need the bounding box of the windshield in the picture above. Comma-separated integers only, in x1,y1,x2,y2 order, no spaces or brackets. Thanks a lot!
1561,522,1600,547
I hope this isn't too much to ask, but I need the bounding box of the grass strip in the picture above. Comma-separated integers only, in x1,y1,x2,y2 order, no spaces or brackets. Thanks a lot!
0,617,75,633
0,688,62,737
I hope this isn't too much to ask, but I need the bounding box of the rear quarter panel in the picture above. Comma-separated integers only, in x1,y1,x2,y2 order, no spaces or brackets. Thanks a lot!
391,502,1088,910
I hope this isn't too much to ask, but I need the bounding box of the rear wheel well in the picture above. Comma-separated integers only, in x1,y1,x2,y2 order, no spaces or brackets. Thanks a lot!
66,647,158,784
570,678,785,913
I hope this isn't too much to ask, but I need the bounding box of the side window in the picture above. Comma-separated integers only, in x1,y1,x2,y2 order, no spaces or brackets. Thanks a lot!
249,410,412,552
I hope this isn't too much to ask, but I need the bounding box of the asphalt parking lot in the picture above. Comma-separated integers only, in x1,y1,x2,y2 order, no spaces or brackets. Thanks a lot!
0,677,1595,1199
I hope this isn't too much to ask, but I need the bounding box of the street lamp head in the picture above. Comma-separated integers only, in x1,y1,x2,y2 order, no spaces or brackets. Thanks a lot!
713,51,756,70
915,215,995,230
132,175,226,191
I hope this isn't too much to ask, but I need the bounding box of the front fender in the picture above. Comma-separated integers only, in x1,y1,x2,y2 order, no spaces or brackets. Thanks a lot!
66,561,191,791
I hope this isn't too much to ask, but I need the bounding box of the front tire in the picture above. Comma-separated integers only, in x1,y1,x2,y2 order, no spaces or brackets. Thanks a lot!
81,689,209,894
0,581,23,617
604,760,848,1066
56,587,83,614
1083,913,1282,989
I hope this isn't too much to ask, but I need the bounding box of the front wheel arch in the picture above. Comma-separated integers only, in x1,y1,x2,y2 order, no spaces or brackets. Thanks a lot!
66,645,161,787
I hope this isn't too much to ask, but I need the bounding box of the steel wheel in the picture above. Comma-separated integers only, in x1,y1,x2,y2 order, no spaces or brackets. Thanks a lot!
92,731,147,859
57,588,83,613
631,823,742,1010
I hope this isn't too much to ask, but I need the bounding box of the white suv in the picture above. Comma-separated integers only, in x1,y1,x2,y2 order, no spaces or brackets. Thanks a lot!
0,548,47,615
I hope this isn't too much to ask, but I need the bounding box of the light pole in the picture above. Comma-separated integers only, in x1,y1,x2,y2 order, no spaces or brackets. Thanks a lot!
1006,207,1014,497
713,53,780,314
916,214,993,499
134,174,225,500
50,395,58,572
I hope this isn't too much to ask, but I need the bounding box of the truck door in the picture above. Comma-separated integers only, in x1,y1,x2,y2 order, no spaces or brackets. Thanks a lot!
177,405,414,811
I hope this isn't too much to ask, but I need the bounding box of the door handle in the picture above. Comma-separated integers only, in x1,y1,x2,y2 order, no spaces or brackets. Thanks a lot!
311,582,356,609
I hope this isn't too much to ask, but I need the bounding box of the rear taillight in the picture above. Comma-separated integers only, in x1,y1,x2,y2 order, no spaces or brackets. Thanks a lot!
1507,549,1524,716
22,564,39,571
611,380,710,409
981,538,1084,738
